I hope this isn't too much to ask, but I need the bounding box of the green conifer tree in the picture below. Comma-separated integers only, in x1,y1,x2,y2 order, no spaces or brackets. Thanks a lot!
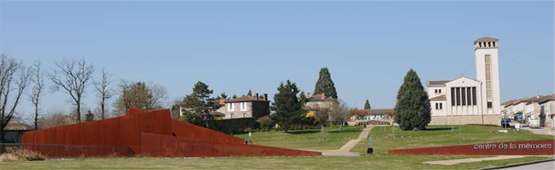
314,67,338,99
271,80,303,132
394,69,431,130
364,99,371,110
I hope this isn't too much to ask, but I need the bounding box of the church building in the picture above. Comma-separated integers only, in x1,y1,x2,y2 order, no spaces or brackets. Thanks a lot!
427,37,501,125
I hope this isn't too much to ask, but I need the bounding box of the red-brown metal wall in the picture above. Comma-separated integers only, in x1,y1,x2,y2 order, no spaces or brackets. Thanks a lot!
21,108,321,158
389,139,555,155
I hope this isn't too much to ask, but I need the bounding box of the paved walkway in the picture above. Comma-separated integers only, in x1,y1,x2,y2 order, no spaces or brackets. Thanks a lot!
522,127,555,136
497,159,555,170
304,125,374,157
424,156,526,165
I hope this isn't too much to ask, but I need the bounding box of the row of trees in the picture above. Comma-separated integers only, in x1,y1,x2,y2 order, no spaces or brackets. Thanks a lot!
0,54,172,141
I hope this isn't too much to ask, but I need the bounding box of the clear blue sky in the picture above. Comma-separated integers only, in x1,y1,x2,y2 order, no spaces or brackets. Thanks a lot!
0,1,553,118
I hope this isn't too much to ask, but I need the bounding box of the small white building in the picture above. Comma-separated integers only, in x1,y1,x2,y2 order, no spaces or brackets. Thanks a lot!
427,37,502,125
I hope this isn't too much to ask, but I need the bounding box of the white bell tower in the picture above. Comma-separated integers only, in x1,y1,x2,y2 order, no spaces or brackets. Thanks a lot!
474,37,501,115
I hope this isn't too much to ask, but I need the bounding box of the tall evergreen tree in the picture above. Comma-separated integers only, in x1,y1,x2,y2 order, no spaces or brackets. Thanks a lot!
364,99,371,110
271,80,303,132
394,69,431,130
299,91,308,106
314,67,338,99
182,81,216,128
247,89,253,96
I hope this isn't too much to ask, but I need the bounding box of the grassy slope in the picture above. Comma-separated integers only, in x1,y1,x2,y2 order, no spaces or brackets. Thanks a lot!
234,126,363,150
351,125,554,154
1,125,552,170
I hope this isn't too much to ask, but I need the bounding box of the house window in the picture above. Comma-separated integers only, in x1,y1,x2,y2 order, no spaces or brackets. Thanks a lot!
240,102,248,111
435,103,439,110
228,103,235,112
243,113,247,118
439,103,443,110
487,102,492,109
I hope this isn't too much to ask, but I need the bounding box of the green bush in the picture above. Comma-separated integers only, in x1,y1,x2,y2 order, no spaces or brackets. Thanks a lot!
256,116,274,131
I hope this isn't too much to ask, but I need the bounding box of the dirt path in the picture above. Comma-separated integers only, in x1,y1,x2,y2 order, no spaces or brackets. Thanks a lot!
304,125,374,157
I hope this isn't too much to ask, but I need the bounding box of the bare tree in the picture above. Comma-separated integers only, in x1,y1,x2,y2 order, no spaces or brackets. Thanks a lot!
30,60,44,130
94,68,112,120
148,82,168,109
331,101,350,132
0,54,32,141
306,104,333,140
48,58,95,123
39,107,76,129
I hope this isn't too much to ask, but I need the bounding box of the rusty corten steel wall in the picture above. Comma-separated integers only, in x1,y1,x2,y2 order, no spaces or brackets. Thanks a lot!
389,139,555,155
140,133,321,157
21,108,321,158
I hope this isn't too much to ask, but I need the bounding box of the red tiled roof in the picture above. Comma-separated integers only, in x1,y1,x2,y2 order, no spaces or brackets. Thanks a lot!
353,109,394,116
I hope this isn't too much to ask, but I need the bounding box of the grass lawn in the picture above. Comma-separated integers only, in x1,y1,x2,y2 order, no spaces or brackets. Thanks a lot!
0,155,551,170
234,126,363,150
351,125,554,154
1,125,553,170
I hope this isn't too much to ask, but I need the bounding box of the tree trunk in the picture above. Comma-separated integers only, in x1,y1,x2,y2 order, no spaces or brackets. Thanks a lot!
320,124,325,142
76,102,81,123
101,103,105,120
0,122,4,144
34,106,39,130
339,122,343,132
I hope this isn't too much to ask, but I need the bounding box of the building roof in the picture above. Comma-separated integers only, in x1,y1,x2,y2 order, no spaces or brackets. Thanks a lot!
427,80,451,87
353,109,394,117
430,95,447,101
503,94,555,106
4,123,32,130
307,93,336,102
473,37,499,44
211,111,225,116
226,95,269,103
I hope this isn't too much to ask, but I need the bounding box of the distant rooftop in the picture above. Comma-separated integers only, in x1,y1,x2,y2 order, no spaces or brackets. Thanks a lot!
427,80,451,87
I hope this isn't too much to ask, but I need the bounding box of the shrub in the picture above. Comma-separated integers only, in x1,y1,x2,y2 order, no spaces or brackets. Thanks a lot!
0,149,45,162
256,116,274,131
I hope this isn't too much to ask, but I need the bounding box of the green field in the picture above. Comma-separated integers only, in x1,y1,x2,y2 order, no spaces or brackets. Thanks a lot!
0,155,550,170
1,125,553,170
234,126,363,150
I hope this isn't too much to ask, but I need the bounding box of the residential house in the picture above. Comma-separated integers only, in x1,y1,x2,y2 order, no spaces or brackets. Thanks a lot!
538,98,555,128
215,93,270,119
352,109,394,120
304,93,336,109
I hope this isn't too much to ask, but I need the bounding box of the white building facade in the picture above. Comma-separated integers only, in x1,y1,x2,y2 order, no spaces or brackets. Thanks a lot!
427,37,502,125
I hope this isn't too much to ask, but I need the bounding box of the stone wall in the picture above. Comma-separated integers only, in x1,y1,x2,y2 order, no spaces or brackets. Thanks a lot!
429,114,501,125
